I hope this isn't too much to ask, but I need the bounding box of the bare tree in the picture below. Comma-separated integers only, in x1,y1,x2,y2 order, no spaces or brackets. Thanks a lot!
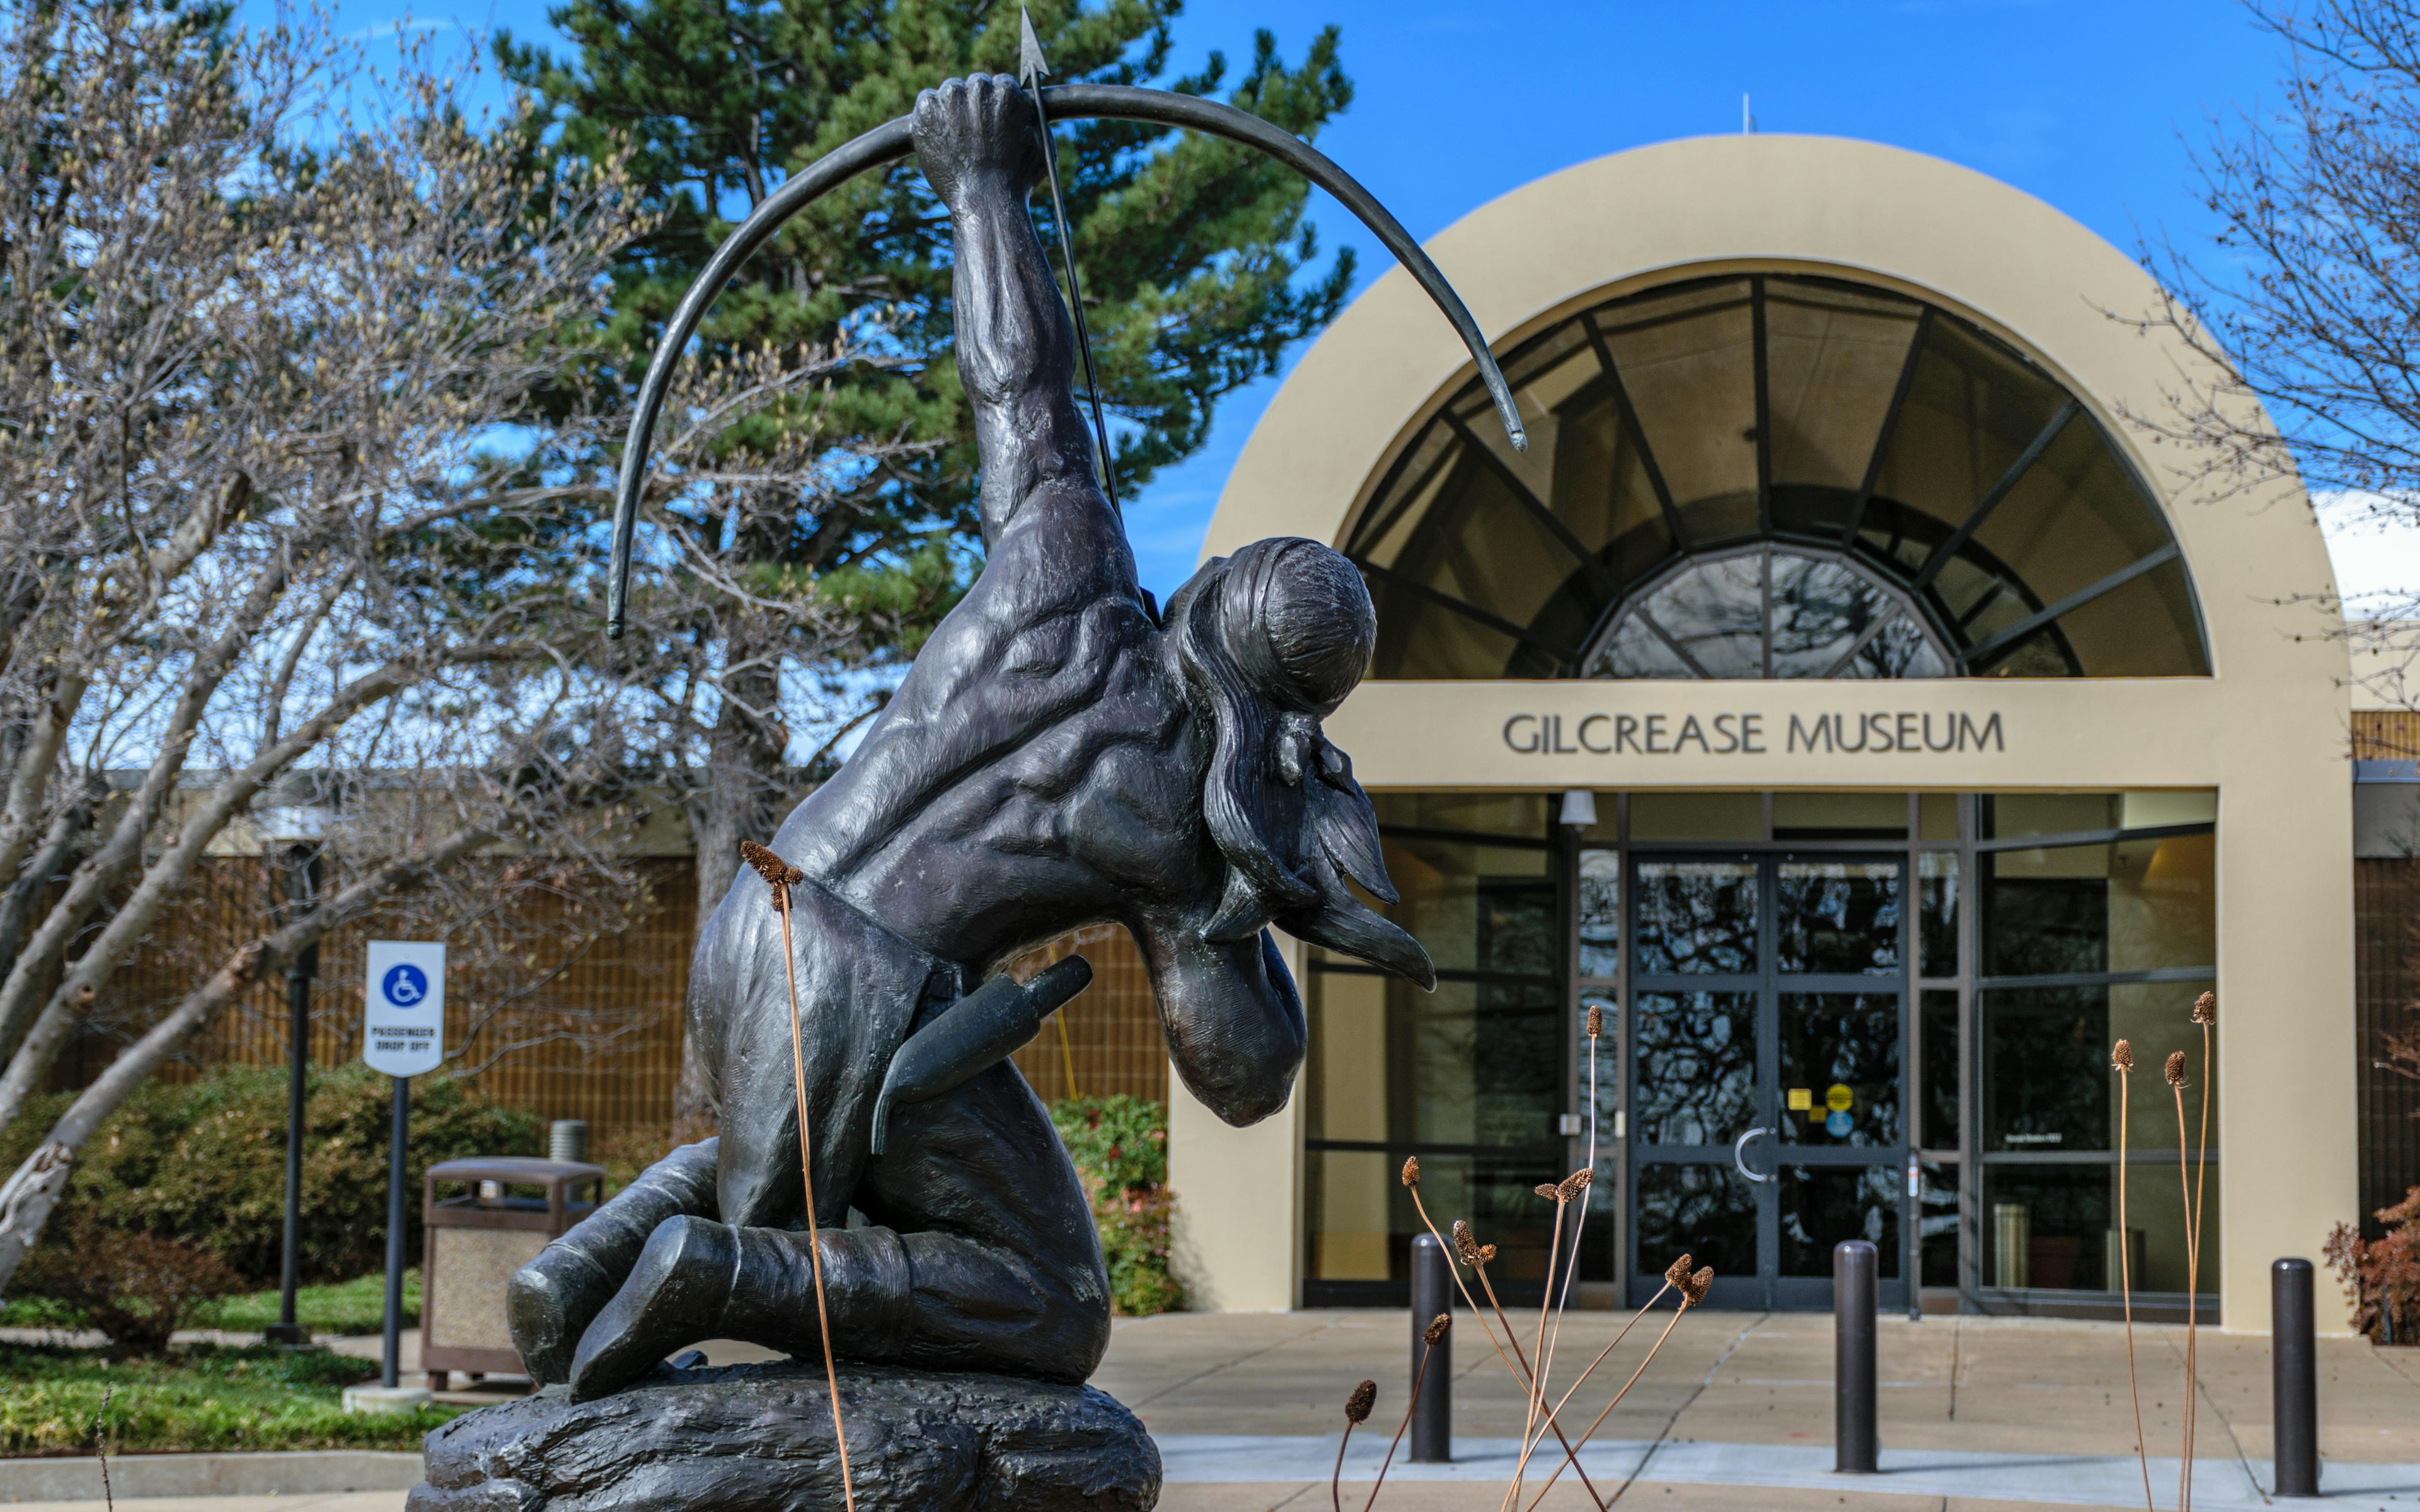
2131,3,2420,608
0,2,914,1292
2131,0,2420,1102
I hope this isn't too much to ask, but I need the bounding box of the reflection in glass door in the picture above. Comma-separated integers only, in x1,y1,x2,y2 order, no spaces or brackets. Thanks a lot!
1623,854,1910,1309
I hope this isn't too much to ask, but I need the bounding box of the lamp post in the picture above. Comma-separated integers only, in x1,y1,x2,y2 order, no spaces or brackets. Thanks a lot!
256,789,332,1348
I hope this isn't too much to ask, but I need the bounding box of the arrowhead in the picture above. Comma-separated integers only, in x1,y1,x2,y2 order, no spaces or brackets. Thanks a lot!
1018,7,1049,86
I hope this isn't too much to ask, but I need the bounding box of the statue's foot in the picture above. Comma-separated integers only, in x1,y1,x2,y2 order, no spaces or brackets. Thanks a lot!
568,1215,738,1402
506,1241,612,1385
508,1138,722,1385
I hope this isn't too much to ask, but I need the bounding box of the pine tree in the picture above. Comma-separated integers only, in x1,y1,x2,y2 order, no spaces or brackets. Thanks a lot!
496,0,1356,1128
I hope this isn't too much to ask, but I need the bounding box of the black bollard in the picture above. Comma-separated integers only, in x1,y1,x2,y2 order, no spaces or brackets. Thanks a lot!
1409,1232,1453,1463
2273,1257,2319,1498
1835,1239,1878,1474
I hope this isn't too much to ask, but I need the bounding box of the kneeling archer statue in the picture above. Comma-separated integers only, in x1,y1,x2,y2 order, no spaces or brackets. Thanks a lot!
505,72,1518,1407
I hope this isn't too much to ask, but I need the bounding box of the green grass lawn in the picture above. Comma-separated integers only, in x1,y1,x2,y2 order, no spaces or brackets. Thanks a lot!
1,1271,420,1337
0,1341,460,1455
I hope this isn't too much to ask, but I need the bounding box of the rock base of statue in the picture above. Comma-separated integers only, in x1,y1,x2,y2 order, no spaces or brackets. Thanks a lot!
407,1359,1161,1512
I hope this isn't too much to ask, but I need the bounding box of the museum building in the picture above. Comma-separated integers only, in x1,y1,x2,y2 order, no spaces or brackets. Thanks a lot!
1160,133,2416,1334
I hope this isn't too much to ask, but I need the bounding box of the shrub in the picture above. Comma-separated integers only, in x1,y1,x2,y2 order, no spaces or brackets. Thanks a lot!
2325,1186,2420,1343
0,1063,542,1289
16,1211,246,1356
1049,1095,1183,1316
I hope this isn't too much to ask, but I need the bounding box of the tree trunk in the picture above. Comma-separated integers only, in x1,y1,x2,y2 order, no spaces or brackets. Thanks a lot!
672,612,793,1143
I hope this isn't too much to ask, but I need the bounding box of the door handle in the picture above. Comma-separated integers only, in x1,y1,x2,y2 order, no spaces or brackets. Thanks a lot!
1734,1126,1773,1184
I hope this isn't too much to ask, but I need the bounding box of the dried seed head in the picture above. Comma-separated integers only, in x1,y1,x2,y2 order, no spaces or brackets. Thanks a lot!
2111,1039,2134,1072
1664,1253,1694,1288
1424,1312,1452,1346
2165,1050,2188,1087
1559,1168,1593,1202
1479,1243,1498,1264
1452,1220,1482,1268
2191,991,2216,1026
1535,1182,1561,1202
1401,1156,1420,1189
1586,1003,1603,1038
738,840,803,890
1681,1266,1714,1306
1344,1380,1376,1424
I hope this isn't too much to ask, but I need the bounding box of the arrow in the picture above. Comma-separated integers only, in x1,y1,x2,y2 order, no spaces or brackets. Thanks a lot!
1020,8,1119,517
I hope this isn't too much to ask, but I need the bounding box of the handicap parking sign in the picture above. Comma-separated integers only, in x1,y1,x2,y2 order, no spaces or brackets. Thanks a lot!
363,941,446,1077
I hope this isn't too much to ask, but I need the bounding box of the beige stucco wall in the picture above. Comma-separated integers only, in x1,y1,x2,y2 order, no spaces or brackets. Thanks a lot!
1177,134,2355,1332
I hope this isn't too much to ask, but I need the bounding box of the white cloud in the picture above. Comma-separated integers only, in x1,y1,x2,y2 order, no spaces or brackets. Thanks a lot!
2315,490,2420,611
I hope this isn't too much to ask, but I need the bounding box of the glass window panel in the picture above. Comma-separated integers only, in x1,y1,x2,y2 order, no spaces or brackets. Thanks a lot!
1352,424,1460,568
1578,849,1620,980
1764,283,1924,492
1918,794,1960,841
1368,832,1552,978
1775,861,1902,973
1773,791,1908,840
1919,852,1959,976
1308,970,1564,1148
1983,1164,2111,1292
1921,989,1960,1150
1545,377,1678,593
1981,985,2109,1154
1634,860,1760,973
1306,1148,1560,1286
1973,415,2174,607
1768,555,1894,676
1460,334,1602,507
1636,555,1765,675
1367,579,1525,680
1981,835,2215,976
1378,793,1550,836
1382,454,1595,652
1349,275,2211,685
1979,978,2215,1154
1838,614,1952,679
1635,1162,1758,1280
1974,624,2077,678
1920,1159,1959,1286
2050,559,2208,677
1981,1165,2212,1294
1985,794,2121,840
1781,1166,1901,1278
1629,793,1764,842
1870,318,2073,540
1632,992,1756,1145
1590,614,1698,679
1778,992,1902,1147
1598,281,1760,539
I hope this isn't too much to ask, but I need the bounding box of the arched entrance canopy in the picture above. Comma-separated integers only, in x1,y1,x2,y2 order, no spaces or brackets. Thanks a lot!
1351,273,2208,682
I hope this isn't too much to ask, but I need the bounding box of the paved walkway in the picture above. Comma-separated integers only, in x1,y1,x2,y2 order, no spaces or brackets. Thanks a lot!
17,1310,2420,1510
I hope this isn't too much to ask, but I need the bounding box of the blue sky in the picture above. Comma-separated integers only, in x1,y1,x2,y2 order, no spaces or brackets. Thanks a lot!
323,1,2365,599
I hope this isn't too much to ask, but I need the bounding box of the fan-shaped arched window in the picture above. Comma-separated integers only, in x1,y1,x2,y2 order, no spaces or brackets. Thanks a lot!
1348,274,2208,680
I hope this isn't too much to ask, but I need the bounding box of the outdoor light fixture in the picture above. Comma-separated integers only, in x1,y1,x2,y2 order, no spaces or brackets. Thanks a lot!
1559,789,1599,828
256,776,336,1348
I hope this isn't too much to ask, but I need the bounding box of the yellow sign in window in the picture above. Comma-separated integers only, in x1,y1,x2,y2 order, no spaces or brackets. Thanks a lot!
1787,1087,1812,1111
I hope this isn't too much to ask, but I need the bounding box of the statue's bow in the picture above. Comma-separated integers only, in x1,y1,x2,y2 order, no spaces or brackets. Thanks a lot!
604,81,1528,639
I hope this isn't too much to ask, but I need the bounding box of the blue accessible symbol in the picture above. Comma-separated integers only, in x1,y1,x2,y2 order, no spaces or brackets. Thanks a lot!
382,963,429,1007
1825,1108,1853,1138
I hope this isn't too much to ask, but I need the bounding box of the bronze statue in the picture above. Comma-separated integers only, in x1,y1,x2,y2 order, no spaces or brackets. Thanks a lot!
418,69,1517,1512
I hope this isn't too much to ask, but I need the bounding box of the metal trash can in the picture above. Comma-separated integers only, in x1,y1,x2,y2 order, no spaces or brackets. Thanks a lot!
422,1156,603,1390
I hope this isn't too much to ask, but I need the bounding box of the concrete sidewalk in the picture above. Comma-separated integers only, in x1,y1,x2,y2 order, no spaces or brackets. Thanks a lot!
15,1310,2420,1511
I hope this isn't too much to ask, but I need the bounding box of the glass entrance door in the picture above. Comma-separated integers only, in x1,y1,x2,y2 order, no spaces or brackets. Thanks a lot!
1623,853,1910,1310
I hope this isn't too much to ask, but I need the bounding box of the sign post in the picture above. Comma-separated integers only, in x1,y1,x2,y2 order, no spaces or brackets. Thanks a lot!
354,941,445,1409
